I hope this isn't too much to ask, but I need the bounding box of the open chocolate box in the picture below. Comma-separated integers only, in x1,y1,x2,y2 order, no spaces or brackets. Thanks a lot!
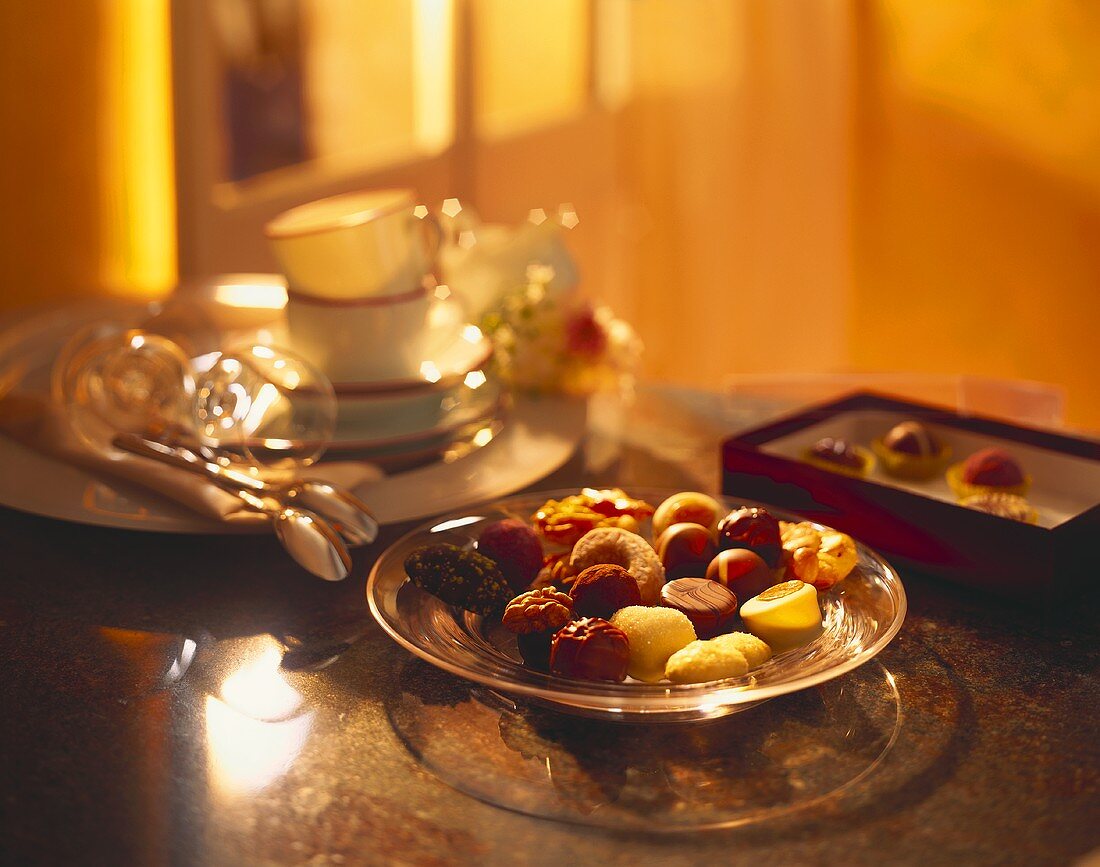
721,391,1099,595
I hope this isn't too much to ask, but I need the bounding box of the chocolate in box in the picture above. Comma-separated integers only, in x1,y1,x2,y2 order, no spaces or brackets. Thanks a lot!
720,391,1099,595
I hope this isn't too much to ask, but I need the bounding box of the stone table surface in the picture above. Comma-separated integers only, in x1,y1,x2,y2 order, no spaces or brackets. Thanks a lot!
0,385,1097,866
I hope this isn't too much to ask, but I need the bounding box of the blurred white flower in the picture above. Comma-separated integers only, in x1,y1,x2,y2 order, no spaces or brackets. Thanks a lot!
481,265,642,396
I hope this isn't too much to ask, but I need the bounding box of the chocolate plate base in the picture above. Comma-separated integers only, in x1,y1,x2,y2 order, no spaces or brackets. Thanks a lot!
385,654,903,831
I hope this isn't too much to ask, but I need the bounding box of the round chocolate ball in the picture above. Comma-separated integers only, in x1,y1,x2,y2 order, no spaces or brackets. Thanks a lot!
705,548,773,606
652,491,722,540
660,578,738,639
550,617,630,682
883,421,942,457
656,522,718,580
809,437,863,469
717,507,782,568
569,563,642,620
961,448,1025,487
477,518,544,592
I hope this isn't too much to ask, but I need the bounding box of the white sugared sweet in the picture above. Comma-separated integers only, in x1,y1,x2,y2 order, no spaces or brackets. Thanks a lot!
609,605,696,682
712,632,772,669
739,580,823,653
665,638,749,684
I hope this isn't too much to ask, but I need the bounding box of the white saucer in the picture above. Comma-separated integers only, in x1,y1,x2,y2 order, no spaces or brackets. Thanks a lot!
330,329,494,396
331,365,501,451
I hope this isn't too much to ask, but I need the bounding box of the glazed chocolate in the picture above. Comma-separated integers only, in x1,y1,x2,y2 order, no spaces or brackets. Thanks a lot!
809,437,863,469
659,578,738,639
656,522,717,580
550,617,630,682
882,421,942,457
717,506,782,568
705,548,773,606
962,448,1025,487
652,491,722,539
569,564,641,620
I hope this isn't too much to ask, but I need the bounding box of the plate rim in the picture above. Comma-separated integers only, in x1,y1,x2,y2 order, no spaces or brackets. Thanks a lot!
366,486,908,715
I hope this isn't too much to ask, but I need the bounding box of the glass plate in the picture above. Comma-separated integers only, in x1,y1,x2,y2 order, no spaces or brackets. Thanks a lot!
367,488,907,722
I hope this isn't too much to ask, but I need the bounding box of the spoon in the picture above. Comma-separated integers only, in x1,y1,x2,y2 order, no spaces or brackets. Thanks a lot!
112,433,377,546
112,434,353,581
279,480,378,546
234,488,352,582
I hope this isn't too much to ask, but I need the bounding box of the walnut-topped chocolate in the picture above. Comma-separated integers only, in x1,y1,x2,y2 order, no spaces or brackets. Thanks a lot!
502,587,573,634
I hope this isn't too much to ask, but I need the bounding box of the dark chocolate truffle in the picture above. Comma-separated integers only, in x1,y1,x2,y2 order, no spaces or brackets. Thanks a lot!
882,421,942,457
809,437,863,469
550,618,630,682
656,522,717,580
717,506,782,568
660,578,738,639
961,448,1025,487
569,564,642,620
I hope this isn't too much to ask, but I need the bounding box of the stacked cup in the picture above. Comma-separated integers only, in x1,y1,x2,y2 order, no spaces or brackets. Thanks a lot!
266,189,448,384
265,189,498,454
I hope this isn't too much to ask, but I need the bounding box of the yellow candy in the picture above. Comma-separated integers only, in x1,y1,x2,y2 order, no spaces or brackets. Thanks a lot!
739,580,823,653
609,605,696,682
665,639,749,684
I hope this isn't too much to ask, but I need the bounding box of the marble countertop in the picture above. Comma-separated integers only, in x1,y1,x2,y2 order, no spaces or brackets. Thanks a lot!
0,385,1096,866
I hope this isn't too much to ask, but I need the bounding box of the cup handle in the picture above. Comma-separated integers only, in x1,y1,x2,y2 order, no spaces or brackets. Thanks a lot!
416,211,444,265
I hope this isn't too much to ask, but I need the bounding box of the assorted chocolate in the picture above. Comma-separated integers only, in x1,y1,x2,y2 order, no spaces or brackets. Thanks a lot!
656,522,717,580
477,518,544,592
660,577,738,639
812,420,1038,523
717,506,782,568
739,580,824,654
959,492,1038,524
705,548,772,602
403,543,512,615
569,564,641,620
402,487,860,685
550,617,630,682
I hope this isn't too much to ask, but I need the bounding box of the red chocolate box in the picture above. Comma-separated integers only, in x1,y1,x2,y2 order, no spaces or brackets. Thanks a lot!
721,391,1099,596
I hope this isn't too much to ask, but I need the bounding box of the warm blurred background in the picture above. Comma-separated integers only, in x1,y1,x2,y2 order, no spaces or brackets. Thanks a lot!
1,0,1097,427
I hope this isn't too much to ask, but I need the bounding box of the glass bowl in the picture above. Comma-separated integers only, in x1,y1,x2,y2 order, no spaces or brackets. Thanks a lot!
367,488,907,722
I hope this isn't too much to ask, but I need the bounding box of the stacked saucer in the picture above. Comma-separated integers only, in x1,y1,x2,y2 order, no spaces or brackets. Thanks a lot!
265,189,504,463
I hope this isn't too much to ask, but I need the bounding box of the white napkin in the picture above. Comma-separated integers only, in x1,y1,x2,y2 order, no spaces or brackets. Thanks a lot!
0,392,382,525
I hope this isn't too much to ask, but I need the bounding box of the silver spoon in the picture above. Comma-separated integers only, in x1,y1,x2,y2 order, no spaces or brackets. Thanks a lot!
111,434,353,581
247,492,352,583
112,433,378,546
279,480,378,546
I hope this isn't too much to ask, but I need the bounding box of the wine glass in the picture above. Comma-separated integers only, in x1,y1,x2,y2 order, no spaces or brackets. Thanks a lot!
52,324,196,453
191,342,337,475
54,328,337,476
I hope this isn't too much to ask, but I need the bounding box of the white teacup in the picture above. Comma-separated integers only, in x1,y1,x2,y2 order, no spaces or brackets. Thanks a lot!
286,284,428,384
265,188,441,300
284,287,467,385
